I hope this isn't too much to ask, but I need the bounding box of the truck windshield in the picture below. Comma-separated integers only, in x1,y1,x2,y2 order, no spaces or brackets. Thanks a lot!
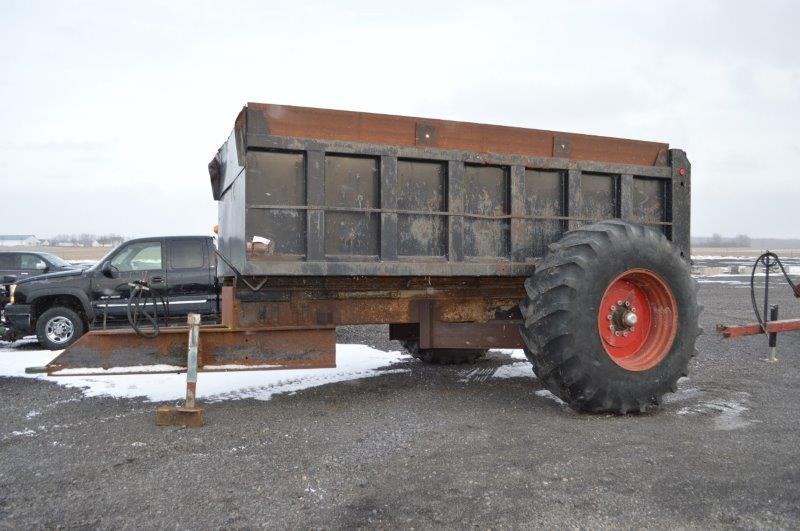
39,253,72,268
88,247,121,271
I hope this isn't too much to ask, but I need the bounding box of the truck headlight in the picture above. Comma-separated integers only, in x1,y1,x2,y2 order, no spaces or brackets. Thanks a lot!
9,284,16,305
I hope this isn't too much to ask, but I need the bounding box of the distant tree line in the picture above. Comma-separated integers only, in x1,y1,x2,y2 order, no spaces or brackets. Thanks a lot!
692,234,751,248
50,233,125,247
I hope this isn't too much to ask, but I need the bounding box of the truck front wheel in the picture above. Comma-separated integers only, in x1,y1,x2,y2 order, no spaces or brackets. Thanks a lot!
36,307,85,350
519,220,700,414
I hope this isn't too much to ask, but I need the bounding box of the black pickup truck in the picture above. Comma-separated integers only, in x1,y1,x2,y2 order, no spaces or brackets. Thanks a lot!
1,251,81,310
2,236,219,349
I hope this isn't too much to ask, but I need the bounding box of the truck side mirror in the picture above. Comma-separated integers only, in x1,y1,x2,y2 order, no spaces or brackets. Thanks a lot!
36,262,48,271
101,262,114,278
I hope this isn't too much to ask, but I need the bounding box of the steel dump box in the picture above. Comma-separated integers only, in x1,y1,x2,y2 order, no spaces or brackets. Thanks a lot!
210,103,690,277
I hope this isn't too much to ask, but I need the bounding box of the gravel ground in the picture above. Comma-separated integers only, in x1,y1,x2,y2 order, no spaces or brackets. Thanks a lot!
1,282,799,528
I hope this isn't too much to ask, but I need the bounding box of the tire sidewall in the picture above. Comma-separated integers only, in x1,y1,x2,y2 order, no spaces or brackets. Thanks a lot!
563,230,698,400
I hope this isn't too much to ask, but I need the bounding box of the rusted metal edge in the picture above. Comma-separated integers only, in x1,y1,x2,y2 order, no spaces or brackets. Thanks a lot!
240,261,534,277
45,363,339,377
71,324,334,336
716,319,800,339
244,134,673,179
245,103,668,167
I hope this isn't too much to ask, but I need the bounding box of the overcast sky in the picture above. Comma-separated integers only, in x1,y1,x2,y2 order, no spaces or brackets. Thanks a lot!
1,0,798,239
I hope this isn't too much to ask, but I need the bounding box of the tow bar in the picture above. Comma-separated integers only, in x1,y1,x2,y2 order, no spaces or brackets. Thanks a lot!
716,252,800,361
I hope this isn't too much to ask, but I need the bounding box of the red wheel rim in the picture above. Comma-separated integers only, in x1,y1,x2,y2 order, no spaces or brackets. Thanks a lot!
597,268,678,371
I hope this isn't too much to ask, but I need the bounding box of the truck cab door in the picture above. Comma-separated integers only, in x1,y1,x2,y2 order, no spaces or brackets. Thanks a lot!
19,254,48,278
165,238,216,319
0,253,20,283
91,240,167,323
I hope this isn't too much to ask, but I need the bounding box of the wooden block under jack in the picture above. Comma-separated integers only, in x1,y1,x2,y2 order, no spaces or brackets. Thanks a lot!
155,405,205,428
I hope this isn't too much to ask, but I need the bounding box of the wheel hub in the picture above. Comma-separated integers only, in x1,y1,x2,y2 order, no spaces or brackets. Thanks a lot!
45,316,74,344
597,269,678,371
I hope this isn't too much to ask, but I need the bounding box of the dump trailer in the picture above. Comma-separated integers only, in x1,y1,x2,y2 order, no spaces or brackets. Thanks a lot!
46,102,698,414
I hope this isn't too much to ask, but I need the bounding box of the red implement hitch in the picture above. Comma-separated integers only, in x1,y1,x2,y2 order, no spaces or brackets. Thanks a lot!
716,252,800,362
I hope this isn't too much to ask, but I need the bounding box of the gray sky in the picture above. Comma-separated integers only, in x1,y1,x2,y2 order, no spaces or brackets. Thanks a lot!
1,0,798,239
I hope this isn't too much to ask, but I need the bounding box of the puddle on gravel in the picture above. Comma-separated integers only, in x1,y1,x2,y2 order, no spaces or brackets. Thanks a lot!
668,384,756,431
677,391,755,431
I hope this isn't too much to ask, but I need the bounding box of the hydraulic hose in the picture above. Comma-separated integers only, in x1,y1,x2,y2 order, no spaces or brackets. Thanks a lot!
126,280,167,338
749,252,799,335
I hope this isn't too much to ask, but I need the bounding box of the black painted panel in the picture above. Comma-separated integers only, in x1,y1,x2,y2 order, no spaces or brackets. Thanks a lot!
463,165,509,258
324,155,380,257
397,160,447,257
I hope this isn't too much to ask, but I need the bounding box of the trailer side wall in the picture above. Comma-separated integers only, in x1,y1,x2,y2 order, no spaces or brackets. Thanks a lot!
211,105,690,277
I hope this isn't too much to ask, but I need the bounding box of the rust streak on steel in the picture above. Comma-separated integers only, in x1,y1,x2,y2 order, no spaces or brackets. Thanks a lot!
45,326,336,375
716,319,800,339
245,103,669,167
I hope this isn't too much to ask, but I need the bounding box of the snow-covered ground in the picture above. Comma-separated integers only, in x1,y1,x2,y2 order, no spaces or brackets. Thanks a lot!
0,338,530,404
691,254,800,286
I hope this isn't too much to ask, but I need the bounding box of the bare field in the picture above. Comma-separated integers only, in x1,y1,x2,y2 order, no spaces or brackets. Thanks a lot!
693,247,800,257
0,245,109,261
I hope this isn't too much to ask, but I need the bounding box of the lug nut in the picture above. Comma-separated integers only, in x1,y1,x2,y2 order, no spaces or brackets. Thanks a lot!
610,305,616,311
617,300,623,306
622,331,629,337
607,314,612,320
625,301,631,308
614,331,621,337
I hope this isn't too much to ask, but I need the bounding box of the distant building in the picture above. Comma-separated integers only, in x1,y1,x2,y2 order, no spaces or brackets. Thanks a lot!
0,235,39,246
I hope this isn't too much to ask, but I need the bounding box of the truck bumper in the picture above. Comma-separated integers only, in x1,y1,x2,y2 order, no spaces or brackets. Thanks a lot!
2,304,33,337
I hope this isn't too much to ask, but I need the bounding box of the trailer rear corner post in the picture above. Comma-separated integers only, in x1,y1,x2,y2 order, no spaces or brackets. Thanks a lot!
155,313,204,428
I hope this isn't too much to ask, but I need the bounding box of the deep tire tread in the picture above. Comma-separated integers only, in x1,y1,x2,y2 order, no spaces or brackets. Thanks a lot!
520,220,701,414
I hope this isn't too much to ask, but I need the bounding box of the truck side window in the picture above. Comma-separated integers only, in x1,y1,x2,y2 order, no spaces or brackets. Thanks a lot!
170,240,205,269
111,242,162,272
20,255,46,270
0,254,19,269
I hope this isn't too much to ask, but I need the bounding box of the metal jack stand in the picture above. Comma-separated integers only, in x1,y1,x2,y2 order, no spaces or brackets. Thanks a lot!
155,314,205,427
762,305,778,362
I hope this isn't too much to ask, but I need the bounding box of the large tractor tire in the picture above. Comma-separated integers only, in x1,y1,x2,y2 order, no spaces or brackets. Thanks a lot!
401,340,487,365
519,220,700,414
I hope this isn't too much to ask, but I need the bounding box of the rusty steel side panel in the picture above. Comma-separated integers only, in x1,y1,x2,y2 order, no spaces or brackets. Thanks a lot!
223,278,526,329
245,103,669,167
211,103,689,277
45,326,336,375
421,320,525,349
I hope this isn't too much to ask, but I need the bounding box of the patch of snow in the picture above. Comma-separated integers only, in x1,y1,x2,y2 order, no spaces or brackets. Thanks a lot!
10,428,37,437
492,361,535,379
488,348,528,360
695,279,748,285
25,410,41,419
677,392,754,431
691,255,754,260
661,386,703,404
535,389,566,406
0,343,410,403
